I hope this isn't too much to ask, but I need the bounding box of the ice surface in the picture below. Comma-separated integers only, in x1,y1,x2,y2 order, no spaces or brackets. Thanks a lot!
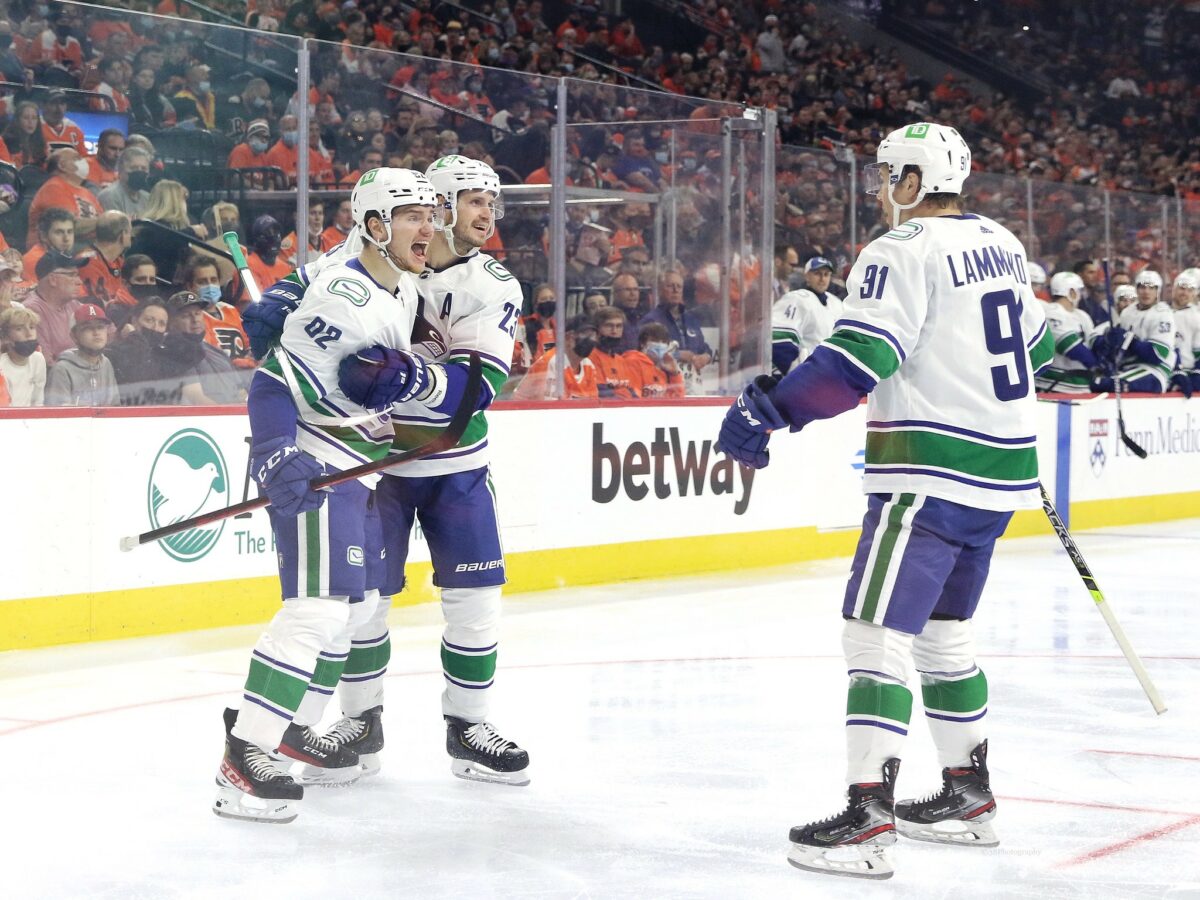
2,522,1198,899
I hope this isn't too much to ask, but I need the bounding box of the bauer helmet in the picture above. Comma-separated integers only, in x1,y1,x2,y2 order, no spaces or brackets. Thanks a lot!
1114,284,1137,308
1027,261,1047,288
1174,270,1200,292
1049,271,1085,303
1134,269,1162,290
425,154,504,230
865,122,971,226
351,167,438,251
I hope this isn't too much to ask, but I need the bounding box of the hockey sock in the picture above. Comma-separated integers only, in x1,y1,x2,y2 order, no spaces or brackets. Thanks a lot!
441,586,501,722
913,619,987,768
236,596,350,750
842,618,914,784
339,592,392,717
295,590,378,727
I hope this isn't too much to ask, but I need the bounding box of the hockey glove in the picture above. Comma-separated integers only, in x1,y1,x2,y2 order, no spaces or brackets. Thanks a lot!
338,345,432,408
716,375,787,469
243,279,304,360
1126,336,1164,367
1095,326,1128,368
1170,372,1193,399
250,437,325,518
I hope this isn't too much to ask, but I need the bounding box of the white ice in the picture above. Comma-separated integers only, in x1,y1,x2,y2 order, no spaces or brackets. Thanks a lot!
2,520,1199,900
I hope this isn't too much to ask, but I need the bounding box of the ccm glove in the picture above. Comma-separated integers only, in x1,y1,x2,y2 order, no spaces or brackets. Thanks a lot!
716,375,787,469
338,345,434,408
250,436,325,518
243,279,303,360
1170,372,1194,399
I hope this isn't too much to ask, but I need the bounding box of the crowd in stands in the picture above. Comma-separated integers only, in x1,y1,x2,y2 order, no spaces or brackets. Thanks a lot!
0,0,1195,408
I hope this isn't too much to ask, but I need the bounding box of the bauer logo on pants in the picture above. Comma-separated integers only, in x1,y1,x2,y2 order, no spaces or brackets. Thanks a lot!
146,428,230,562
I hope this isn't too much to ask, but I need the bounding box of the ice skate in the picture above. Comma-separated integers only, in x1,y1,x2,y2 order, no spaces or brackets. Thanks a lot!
322,706,385,778
445,716,530,786
271,720,361,786
213,708,303,824
787,759,899,880
895,740,998,847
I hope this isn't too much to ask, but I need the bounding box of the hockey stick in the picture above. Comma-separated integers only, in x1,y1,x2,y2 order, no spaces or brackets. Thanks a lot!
119,353,483,550
222,230,262,302
1039,484,1166,714
1100,259,1148,459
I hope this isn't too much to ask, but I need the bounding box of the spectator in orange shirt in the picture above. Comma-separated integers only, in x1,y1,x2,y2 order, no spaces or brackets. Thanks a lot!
264,114,323,187
26,148,102,247
246,215,292,292
624,321,684,399
514,315,600,400
92,57,131,114
182,255,252,368
4,101,49,169
228,119,273,171
86,128,126,187
589,306,639,399
321,198,355,249
40,90,86,153
78,211,135,309
23,208,75,281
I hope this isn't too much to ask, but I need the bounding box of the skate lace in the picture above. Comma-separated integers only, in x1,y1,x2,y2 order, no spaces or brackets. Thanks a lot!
303,726,342,753
324,716,366,744
245,745,284,781
463,722,513,757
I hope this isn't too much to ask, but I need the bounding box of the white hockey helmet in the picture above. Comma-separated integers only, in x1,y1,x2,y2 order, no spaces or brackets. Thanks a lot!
1114,284,1137,307
1027,261,1047,287
1174,270,1200,292
1134,269,1162,290
425,154,504,229
865,122,971,226
1049,271,1084,302
351,167,438,249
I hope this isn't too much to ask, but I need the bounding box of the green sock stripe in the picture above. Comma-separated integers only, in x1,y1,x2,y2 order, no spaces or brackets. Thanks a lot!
343,638,391,677
245,657,309,712
922,670,988,713
441,645,497,684
861,493,916,621
846,676,913,724
310,656,347,690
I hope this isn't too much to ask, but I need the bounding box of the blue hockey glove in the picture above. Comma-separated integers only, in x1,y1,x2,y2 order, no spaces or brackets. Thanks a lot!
250,437,325,518
1126,336,1163,367
338,345,432,408
1170,372,1193,399
716,376,787,469
243,279,304,360
1095,326,1127,368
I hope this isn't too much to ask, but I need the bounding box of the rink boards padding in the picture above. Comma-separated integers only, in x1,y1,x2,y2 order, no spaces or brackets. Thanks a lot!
2,396,1196,650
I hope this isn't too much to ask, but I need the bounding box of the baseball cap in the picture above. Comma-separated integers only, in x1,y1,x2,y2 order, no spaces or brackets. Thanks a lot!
805,256,834,273
0,256,19,279
45,89,68,103
35,251,85,279
165,290,208,311
71,303,109,329
246,119,270,137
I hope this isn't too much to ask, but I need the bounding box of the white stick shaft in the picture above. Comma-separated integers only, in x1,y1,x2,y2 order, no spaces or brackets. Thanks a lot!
1094,596,1168,714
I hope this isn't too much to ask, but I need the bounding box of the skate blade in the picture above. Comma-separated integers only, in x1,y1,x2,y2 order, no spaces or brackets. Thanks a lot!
450,758,530,786
787,842,894,880
212,785,298,824
359,753,382,778
291,762,362,787
897,817,998,847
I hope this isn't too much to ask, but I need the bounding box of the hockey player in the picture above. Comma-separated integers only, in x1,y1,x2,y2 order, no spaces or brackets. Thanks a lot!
1027,261,1049,301
1092,269,1174,394
213,168,438,824
1034,271,1100,393
770,256,843,377
718,122,1052,879
328,154,530,785
1169,270,1200,395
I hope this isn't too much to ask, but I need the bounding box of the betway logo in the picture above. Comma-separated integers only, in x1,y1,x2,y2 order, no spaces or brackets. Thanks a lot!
592,423,755,515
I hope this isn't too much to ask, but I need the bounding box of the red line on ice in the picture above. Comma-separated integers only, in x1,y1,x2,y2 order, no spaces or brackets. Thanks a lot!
1085,749,1200,762
1057,814,1200,867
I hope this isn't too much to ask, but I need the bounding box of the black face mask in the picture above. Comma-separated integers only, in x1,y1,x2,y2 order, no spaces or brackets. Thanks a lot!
572,336,595,358
12,338,38,356
129,283,160,302
597,334,621,353
139,328,166,348
0,35,13,49
55,26,72,41
536,300,556,319
127,170,150,191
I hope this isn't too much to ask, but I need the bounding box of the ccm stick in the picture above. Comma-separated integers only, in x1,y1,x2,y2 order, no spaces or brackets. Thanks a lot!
1039,484,1166,714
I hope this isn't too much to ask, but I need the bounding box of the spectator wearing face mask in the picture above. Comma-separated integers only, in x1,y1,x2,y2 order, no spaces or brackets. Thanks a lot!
228,119,273,171
589,306,639,399
180,255,251,369
0,305,47,406
164,289,246,405
121,254,161,305
26,148,102,248
514,314,600,400
624,322,683,399
44,302,119,407
98,146,153,218
173,64,216,130
245,214,291,292
264,114,329,187
106,299,188,405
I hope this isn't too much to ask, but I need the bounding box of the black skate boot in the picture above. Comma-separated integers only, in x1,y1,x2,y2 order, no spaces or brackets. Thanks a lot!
213,707,303,824
445,716,530,786
323,706,385,778
787,759,900,880
271,720,361,786
895,740,998,847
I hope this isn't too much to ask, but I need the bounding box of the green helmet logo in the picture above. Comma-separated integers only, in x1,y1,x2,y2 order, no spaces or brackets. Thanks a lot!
147,428,229,562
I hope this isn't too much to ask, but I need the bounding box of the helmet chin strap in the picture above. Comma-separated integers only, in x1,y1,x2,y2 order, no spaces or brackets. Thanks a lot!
366,223,410,276
884,177,928,228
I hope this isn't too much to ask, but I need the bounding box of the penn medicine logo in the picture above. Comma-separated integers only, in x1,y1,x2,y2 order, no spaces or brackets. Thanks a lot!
1089,418,1109,477
147,428,230,562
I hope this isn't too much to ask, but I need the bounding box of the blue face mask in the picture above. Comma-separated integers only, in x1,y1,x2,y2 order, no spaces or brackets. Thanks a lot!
198,284,221,305
644,341,670,360
281,131,299,148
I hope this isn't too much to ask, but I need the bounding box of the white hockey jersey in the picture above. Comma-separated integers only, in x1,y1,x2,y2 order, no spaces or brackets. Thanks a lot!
388,251,523,477
260,256,418,484
771,288,842,375
1173,304,1200,375
823,213,1052,511
1117,300,1174,389
1034,299,1095,393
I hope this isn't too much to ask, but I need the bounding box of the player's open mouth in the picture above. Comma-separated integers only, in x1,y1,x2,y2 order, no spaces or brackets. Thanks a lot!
411,242,428,259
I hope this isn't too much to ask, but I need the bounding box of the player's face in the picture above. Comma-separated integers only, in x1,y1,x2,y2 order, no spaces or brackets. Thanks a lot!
1172,286,1196,309
806,268,832,292
453,190,498,249
385,204,436,273
1135,283,1158,308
